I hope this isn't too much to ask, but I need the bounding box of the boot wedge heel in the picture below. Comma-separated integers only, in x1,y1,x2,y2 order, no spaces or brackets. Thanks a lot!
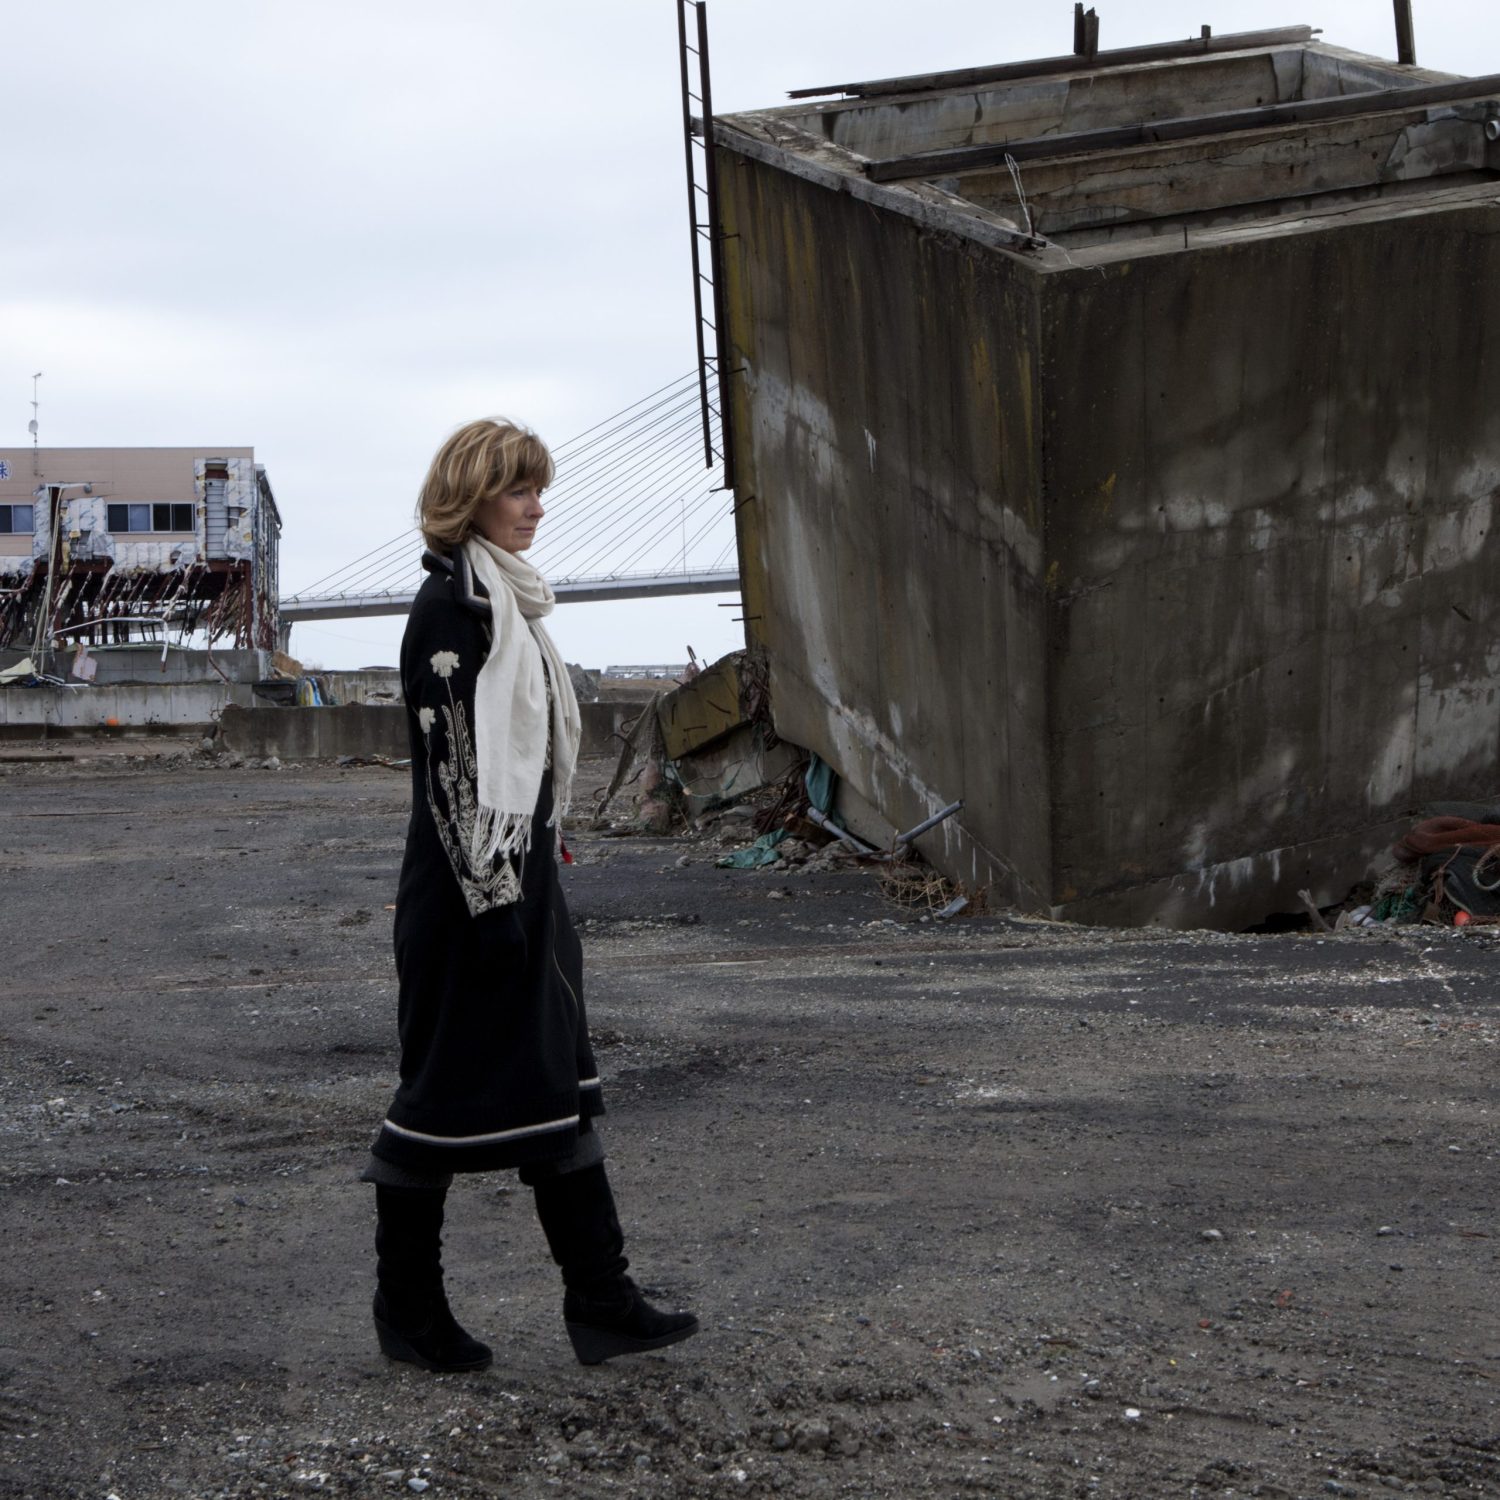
374,1314,493,1372
566,1311,699,1366
373,1293,493,1373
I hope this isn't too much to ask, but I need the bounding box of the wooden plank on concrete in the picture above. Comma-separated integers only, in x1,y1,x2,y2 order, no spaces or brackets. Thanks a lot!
787,26,1316,100
866,70,1500,180
816,51,1296,162
958,107,1490,237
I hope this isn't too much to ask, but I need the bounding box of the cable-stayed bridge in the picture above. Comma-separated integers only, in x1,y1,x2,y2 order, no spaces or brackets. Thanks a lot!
279,371,738,637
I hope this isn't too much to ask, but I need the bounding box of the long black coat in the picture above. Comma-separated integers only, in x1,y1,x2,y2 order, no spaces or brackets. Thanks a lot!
369,553,602,1174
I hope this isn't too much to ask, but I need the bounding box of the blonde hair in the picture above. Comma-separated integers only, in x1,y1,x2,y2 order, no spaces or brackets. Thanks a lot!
416,418,554,551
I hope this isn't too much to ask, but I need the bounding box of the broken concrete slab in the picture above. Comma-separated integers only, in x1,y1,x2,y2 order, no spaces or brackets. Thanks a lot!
658,653,748,761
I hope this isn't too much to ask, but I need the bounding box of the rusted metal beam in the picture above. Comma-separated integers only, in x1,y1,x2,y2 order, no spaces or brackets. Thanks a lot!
1394,0,1417,66
786,25,1315,100
865,70,1500,182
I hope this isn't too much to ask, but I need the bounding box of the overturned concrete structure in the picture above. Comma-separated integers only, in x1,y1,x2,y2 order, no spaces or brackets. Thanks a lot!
712,24,1500,927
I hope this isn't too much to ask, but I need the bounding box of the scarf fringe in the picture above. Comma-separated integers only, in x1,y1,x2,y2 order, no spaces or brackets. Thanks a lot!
471,776,574,870
547,773,573,832
471,804,535,869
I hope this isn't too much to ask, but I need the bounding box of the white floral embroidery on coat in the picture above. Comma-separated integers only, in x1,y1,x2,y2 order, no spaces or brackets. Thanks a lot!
419,649,520,914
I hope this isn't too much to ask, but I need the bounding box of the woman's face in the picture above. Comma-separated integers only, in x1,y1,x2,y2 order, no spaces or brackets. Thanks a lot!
473,479,545,553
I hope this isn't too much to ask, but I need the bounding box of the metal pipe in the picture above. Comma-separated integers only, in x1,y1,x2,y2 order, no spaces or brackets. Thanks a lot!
806,806,878,855
52,615,165,636
894,800,964,849
1394,0,1417,65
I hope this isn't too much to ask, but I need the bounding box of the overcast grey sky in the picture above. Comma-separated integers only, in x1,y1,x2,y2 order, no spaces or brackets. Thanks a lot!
2,1,1488,668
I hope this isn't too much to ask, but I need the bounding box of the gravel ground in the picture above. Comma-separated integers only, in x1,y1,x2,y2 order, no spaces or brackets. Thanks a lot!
0,749,1495,1500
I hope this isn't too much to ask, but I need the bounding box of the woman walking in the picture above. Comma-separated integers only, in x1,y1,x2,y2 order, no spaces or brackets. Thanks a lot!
362,418,698,1370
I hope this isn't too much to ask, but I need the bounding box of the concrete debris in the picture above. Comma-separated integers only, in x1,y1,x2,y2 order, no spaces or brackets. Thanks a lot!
594,649,799,833
1346,804,1500,929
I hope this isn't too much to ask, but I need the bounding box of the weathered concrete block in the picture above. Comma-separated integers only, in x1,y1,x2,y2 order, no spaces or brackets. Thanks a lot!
218,704,406,761
579,700,648,759
0,680,253,731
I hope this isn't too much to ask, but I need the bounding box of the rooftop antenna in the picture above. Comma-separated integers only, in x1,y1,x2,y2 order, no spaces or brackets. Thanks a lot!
29,372,41,476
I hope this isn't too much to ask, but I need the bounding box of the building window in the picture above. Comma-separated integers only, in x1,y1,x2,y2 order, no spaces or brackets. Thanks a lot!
0,504,35,534
106,503,195,533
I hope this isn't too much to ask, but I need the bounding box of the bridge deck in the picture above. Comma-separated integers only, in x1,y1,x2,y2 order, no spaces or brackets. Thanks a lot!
279,569,741,622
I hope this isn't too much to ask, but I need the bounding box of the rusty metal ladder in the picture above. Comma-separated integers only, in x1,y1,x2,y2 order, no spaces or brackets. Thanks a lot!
676,0,735,491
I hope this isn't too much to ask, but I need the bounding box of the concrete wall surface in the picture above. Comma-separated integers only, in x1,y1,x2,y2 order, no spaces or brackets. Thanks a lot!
1040,199,1500,926
720,155,1053,912
0,681,254,730
219,704,407,761
580,700,648,760
215,699,639,763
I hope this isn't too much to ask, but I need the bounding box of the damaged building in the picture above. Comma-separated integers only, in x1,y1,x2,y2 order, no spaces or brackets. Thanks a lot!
0,446,281,663
706,21,1500,929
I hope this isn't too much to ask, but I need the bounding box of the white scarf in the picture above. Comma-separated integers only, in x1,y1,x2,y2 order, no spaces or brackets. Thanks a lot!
463,534,581,868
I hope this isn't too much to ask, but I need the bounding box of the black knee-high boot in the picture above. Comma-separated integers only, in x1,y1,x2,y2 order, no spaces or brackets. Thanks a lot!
530,1163,698,1365
373,1185,492,1372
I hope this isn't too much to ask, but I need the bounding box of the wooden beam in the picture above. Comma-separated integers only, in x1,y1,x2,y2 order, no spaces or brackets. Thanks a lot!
865,70,1500,182
1394,0,1417,66
786,25,1315,100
